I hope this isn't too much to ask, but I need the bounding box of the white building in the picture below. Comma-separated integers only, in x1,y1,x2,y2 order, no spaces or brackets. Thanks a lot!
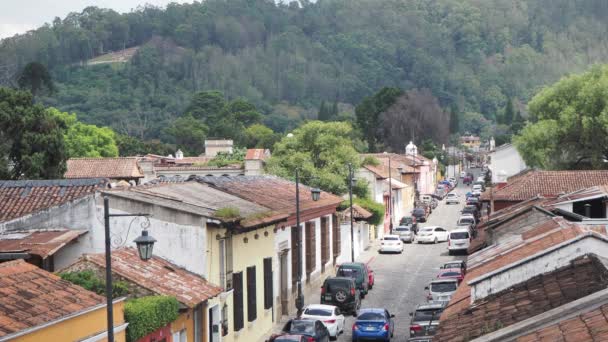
488,143,527,184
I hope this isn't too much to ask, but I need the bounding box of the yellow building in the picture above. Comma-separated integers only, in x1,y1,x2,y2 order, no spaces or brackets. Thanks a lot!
62,247,223,342
0,259,126,342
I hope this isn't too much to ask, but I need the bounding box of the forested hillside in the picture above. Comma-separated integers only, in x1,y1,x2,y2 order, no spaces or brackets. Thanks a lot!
2,0,608,143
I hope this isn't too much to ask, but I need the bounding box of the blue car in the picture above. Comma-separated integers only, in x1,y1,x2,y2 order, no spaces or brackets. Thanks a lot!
352,308,395,341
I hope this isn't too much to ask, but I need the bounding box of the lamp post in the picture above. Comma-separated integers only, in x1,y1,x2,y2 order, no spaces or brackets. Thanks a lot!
348,163,355,262
103,196,156,342
294,169,321,317
383,152,393,235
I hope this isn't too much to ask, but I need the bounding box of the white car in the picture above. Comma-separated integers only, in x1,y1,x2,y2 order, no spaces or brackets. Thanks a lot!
460,171,467,178
301,304,345,339
445,193,460,205
380,235,404,253
416,226,449,244
448,228,471,255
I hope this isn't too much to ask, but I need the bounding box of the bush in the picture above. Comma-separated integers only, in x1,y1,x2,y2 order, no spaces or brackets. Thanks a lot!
361,156,380,166
60,270,129,298
215,207,241,219
354,198,385,226
124,296,180,342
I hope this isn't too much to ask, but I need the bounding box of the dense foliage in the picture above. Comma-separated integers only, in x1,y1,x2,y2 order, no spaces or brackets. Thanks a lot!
354,198,385,226
124,296,180,342
59,269,129,298
3,0,608,143
266,121,362,195
0,88,67,179
514,65,608,169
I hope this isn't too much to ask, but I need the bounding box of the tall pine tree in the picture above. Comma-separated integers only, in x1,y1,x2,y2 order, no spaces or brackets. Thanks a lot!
449,105,460,133
504,98,514,124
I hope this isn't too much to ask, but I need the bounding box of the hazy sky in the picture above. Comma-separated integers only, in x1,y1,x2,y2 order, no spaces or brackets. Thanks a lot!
0,0,192,39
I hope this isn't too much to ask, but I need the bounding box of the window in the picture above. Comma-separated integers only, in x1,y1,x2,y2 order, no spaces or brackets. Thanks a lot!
246,266,257,322
233,272,244,331
321,217,330,270
291,226,299,288
305,222,316,278
263,257,273,310
332,215,341,261
219,237,233,290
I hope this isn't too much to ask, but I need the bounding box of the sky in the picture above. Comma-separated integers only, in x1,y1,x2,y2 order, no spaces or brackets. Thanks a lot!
0,0,192,39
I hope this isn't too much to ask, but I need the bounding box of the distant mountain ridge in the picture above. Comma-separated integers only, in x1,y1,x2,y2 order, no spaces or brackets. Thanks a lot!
1,0,608,141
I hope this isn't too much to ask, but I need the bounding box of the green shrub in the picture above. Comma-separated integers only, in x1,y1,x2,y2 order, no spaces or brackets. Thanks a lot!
215,207,241,219
354,198,385,226
362,156,381,166
60,270,128,298
124,296,180,342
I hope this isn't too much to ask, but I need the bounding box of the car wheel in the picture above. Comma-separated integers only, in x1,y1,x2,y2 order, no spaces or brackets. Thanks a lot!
334,290,348,303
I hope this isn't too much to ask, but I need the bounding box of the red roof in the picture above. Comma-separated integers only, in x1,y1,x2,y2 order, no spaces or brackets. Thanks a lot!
0,229,86,259
442,223,585,319
0,260,104,338
517,303,608,342
0,179,108,223
481,170,608,202
83,248,222,307
245,149,270,160
65,157,143,179
436,255,608,342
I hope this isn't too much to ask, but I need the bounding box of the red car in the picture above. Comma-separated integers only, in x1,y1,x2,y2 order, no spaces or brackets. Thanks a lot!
437,268,464,284
365,264,375,289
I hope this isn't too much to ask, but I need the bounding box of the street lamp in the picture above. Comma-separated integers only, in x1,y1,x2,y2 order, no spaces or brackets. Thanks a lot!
348,163,356,262
103,196,155,342
294,169,321,317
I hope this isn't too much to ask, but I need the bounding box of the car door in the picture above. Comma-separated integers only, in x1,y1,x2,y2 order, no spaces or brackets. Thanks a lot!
335,307,344,333
316,321,329,342
436,227,449,241
385,309,394,335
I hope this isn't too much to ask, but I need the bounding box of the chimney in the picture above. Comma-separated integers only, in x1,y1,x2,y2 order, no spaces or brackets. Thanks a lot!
175,149,184,160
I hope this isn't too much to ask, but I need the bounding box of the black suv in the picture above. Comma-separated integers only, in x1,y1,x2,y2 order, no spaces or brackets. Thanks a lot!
320,277,360,316
412,208,427,223
336,262,369,297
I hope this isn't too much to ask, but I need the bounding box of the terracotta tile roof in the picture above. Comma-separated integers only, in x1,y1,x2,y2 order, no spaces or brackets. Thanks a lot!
542,185,608,209
436,255,608,342
480,196,551,230
65,157,143,179
153,165,242,171
0,259,104,338
83,248,222,308
0,179,108,223
341,204,373,221
442,223,585,319
517,303,608,342
361,153,419,173
481,170,608,202
245,149,270,160
197,176,343,217
0,229,87,259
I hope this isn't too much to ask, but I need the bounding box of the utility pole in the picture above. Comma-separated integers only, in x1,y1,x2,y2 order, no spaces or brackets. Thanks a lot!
348,163,355,262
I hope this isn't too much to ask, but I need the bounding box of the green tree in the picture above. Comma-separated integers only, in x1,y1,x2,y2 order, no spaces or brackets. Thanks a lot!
244,124,279,149
0,88,66,179
17,62,55,96
50,108,118,158
449,105,460,134
504,98,514,124
514,65,608,169
511,110,526,135
266,121,360,195
187,91,226,122
355,87,403,152
164,114,208,156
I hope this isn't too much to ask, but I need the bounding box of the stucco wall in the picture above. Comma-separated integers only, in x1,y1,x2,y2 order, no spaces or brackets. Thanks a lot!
490,145,527,183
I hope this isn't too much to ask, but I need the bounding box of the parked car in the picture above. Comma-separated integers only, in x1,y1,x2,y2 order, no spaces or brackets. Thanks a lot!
380,235,404,254
437,268,465,284
267,334,309,342
301,304,345,340
440,260,467,274
472,181,485,191
407,337,433,342
457,215,476,229
430,198,438,209
337,262,370,297
434,188,446,199
412,208,428,223
367,264,375,290
466,197,480,208
399,216,418,233
445,193,460,205
352,308,395,342
409,303,444,337
280,319,330,342
425,279,459,301
461,205,479,220
463,176,472,185
416,226,449,244
320,277,361,316
395,226,415,243
448,229,471,255
460,171,467,178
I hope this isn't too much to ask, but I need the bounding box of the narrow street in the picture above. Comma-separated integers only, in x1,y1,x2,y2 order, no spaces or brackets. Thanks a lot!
337,182,469,341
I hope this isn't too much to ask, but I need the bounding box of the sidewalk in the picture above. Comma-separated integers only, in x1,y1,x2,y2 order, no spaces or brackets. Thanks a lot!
265,240,380,340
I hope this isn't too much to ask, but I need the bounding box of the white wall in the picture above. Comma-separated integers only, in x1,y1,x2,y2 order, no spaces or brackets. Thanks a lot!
336,221,370,264
490,145,527,183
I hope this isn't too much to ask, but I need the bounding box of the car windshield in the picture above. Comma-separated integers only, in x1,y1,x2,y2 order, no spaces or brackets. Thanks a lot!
440,272,461,277
290,321,315,334
395,227,410,232
324,279,351,292
358,312,385,320
450,232,470,239
420,228,433,233
384,236,399,241
414,209,425,215
304,308,332,316
443,263,461,269
337,267,360,280
459,218,474,225
431,282,457,292
275,337,302,342
400,217,413,224
414,309,443,321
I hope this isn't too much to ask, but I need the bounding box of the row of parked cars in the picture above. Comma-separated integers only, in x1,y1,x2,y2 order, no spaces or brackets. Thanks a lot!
408,260,467,340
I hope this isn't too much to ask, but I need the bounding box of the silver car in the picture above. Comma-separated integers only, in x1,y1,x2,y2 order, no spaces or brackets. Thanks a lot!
425,279,458,301
395,226,415,243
